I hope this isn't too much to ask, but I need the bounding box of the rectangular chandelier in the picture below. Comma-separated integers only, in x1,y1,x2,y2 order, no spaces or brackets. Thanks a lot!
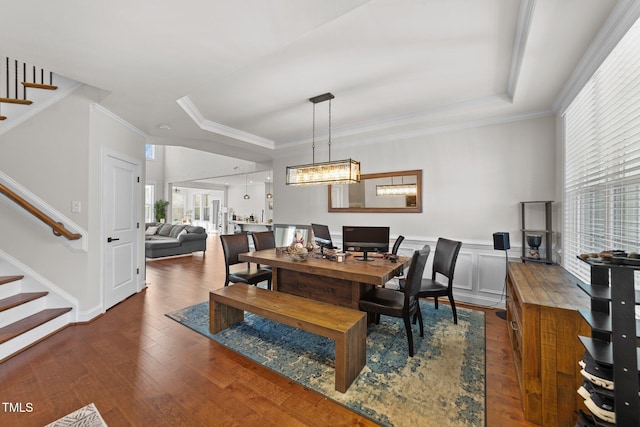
286,92,361,186
376,183,417,196
286,159,360,186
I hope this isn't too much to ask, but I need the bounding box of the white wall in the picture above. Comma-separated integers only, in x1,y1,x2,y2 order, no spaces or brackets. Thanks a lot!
0,82,556,312
0,88,91,228
145,144,165,202
273,114,557,306
0,87,94,311
162,145,258,187
228,182,270,223
149,145,276,227
88,104,146,318
0,85,147,319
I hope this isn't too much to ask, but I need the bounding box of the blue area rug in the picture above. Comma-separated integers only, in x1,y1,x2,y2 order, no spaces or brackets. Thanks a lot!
166,299,485,427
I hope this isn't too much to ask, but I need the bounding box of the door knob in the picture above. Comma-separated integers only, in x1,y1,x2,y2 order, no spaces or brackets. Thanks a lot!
107,237,120,243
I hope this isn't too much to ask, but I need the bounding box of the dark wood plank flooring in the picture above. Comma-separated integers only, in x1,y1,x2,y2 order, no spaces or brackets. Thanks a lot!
0,235,537,426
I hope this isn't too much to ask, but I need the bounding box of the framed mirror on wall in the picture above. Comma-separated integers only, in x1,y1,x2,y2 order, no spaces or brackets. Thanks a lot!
328,169,422,213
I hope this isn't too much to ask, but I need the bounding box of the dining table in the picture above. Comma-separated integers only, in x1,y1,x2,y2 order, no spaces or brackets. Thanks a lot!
238,248,410,312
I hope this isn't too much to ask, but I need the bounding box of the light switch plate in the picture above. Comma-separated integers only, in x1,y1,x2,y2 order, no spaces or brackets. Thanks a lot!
71,201,81,213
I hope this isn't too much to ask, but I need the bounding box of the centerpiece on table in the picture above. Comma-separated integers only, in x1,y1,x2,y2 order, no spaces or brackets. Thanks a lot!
287,242,314,261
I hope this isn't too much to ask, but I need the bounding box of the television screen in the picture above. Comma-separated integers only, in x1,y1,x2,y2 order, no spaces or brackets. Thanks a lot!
342,226,390,261
311,223,335,249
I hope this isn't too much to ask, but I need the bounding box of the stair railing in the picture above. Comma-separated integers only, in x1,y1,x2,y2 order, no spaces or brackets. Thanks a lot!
0,183,81,240
0,56,58,121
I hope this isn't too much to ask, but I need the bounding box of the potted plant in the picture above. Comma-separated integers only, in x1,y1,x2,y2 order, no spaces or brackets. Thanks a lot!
154,199,169,223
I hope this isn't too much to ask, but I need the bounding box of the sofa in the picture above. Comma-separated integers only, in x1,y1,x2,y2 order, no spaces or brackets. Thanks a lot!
145,222,207,258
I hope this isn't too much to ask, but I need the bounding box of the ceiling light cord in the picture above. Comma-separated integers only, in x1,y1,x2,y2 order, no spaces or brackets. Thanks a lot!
243,173,250,199
328,99,332,162
312,102,316,165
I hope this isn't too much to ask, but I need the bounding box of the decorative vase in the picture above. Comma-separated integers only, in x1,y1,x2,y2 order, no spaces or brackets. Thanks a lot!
526,234,542,259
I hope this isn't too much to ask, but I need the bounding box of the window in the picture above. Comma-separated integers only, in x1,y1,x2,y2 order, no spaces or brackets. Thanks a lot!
172,190,185,223
202,194,210,221
193,193,211,221
144,185,154,222
563,18,640,282
145,144,156,160
193,194,201,220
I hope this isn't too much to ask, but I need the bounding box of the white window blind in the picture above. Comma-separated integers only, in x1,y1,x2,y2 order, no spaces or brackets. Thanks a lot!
563,18,640,283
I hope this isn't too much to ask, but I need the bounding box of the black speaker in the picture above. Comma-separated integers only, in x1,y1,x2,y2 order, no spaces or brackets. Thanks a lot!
493,232,510,250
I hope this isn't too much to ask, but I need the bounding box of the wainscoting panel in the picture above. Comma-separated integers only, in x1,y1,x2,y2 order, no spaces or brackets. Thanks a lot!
393,238,517,308
452,251,473,291
333,236,516,308
477,253,509,295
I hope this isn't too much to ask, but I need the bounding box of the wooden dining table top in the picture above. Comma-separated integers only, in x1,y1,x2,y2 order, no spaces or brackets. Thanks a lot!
239,249,410,286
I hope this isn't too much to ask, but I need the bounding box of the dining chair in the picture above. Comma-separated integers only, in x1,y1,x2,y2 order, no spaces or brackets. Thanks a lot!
411,237,462,324
251,230,276,271
382,235,406,288
393,234,406,276
358,245,430,357
391,235,405,255
251,230,276,251
220,233,272,290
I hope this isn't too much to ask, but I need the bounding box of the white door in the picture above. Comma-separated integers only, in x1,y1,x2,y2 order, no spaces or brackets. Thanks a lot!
103,153,140,310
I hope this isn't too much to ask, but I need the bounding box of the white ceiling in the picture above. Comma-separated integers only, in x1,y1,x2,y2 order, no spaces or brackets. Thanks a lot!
0,0,630,166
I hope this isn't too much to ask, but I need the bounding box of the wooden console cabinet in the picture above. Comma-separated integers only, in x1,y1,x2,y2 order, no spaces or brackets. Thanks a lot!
506,262,591,426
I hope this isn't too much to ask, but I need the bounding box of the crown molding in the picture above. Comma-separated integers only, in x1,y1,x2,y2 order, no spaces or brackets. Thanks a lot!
177,95,275,150
507,0,537,101
91,103,148,138
553,0,640,114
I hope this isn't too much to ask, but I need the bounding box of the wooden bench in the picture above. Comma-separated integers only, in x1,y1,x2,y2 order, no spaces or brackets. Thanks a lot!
209,283,367,393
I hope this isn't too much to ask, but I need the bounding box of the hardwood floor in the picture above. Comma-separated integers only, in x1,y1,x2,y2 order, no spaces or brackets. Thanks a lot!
0,235,538,426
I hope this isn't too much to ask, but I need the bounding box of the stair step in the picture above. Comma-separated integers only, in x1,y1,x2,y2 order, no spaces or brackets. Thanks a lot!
21,82,57,90
0,97,33,105
0,276,24,286
0,292,48,313
0,308,72,345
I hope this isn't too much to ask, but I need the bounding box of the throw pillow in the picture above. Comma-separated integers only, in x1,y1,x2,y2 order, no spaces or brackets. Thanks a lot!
177,229,187,238
169,224,187,238
157,223,174,236
145,226,158,236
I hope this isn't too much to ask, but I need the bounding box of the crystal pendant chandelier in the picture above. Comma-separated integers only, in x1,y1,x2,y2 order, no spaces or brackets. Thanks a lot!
286,92,360,186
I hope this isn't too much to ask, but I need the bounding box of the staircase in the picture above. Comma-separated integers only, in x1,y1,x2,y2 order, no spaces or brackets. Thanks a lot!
0,56,82,362
0,57,58,121
0,57,80,130
0,275,73,362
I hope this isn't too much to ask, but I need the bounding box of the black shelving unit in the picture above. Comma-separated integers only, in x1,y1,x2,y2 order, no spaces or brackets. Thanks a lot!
520,201,553,264
577,258,640,425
